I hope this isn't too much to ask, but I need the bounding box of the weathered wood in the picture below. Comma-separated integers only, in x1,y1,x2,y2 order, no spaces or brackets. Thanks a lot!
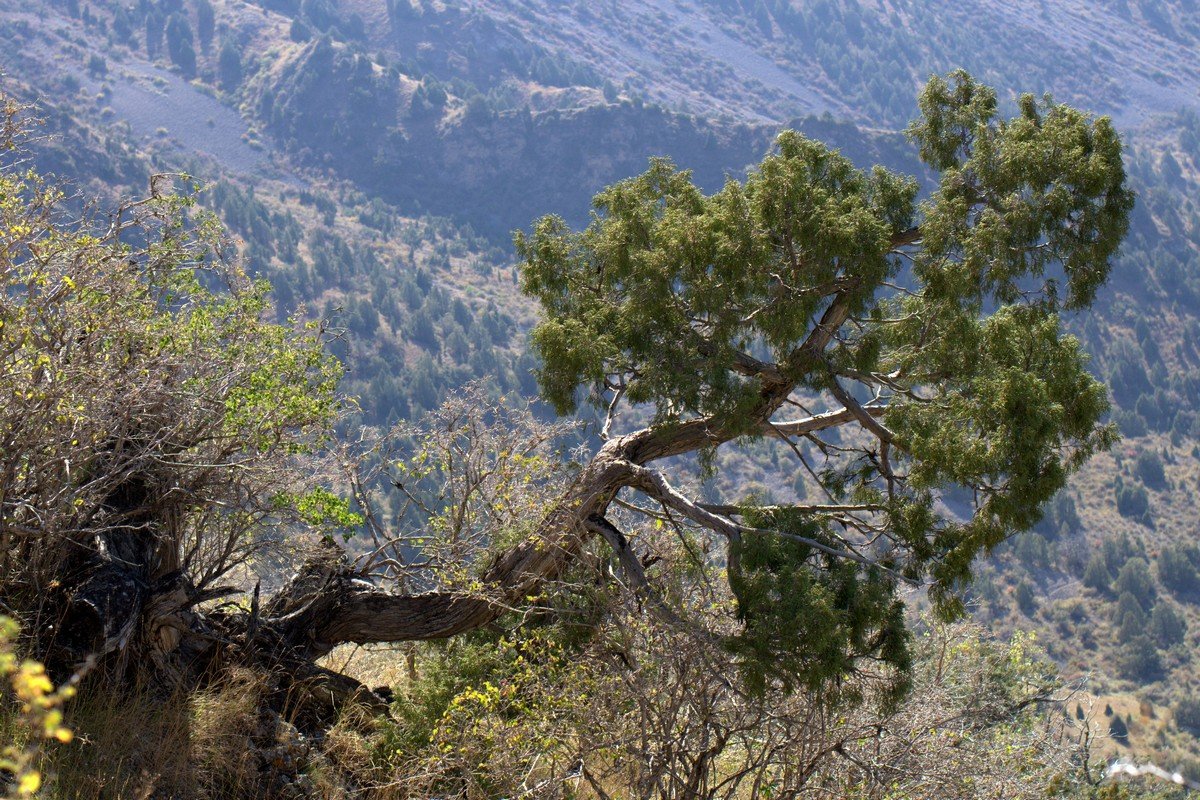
57,561,145,665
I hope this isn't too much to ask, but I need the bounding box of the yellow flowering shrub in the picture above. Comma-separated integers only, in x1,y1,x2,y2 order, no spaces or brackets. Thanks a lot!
0,616,73,798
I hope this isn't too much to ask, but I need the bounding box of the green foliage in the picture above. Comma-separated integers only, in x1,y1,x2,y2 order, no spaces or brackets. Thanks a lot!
289,17,311,41
1150,601,1187,648
1158,542,1200,600
1117,634,1164,682
195,0,214,50
0,616,74,797
1012,532,1052,571
518,132,918,420
85,53,106,77
1015,580,1038,616
218,39,242,90
273,488,363,533
1115,591,1150,644
726,512,909,700
164,12,196,76
1115,478,1151,524
1114,557,1156,610
908,71,1131,311
1134,449,1167,490
1033,492,1080,541
1175,695,1200,735
517,71,1130,695
0,100,344,611
1084,553,1114,595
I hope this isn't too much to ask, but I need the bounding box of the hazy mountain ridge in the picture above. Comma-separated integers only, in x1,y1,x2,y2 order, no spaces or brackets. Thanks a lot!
445,0,1200,128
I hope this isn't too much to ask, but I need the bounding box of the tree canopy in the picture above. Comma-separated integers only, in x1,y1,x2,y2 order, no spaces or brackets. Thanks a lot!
0,95,344,668
513,70,1132,690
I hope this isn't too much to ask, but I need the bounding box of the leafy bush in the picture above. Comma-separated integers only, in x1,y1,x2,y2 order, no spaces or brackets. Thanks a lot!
1082,553,1113,594
1116,635,1164,682
1158,542,1200,600
0,616,73,796
1012,533,1051,571
1114,557,1156,609
1115,480,1151,524
0,97,345,657
1015,580,1038,616
1151,601,1188,648
1115,591,1150,645
1175,695,1200,735
1134,449,1167,490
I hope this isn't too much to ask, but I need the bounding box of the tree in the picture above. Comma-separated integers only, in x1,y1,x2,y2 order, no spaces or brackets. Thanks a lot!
1114,557,1156,610
1150,601,1187,648
1134,449,1166,490
164,12,196,76
502,70,1129,689
86,53,107,77
0,71,1132,735
218,39,242,90
1115,479,1151,524
1115,591,1150,644
0,98,342,686
1158,541,1200,600
1015,580,1039,617
1083,553,1113,594
1175,695,1200,735
144,11,164,58
1117,635,1164,682
195,0,214,51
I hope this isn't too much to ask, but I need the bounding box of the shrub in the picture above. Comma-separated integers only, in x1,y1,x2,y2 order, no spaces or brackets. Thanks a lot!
1116,635,1164,682
1114,557,1156,609
1158,542,1200,600
0,616,73,795
1175,695,1200,735
1082,553,1112,594
1012,533,1051,571
1115,481,1151,524
1134,449,1167,490
1015,580,1038,616
1151,601,1188,648
1115,592,1149,645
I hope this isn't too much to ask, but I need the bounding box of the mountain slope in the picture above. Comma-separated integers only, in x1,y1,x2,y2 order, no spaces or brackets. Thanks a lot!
7,0,1200,778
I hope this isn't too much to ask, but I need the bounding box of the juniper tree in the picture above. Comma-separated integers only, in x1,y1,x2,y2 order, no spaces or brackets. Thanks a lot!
259,71,1131,699
0,71,1132,712
498,70,1132,690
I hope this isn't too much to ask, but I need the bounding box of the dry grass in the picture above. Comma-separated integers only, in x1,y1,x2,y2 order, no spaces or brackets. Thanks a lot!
29,668,270,800
43,680,192,800
188,668,268,799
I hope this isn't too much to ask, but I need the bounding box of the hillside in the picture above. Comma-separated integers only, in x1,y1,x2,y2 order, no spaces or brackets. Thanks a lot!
5,0,1200,788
